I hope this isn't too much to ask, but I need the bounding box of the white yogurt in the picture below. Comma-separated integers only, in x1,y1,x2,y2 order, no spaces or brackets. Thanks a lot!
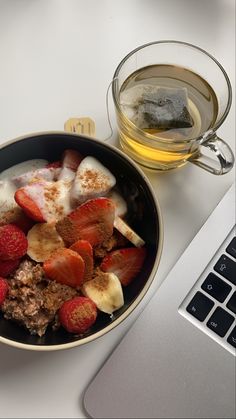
23,180,73,222
12,167,60,188
0,159,48,180
0,180,18,213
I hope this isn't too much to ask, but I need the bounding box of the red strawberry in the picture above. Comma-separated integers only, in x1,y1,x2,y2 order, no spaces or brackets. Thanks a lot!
61,149,83,171
59,296,97,333
56,197,115,246
43,248,85,288
46,160,61,169
15,189,45,222
70,240,94,282
0,259,21,277
0,277,9,305
100,247,146,286
0,224,28,261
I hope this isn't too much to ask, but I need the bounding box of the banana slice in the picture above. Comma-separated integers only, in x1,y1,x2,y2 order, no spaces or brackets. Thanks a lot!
107,190,127,218
70,156,116,205
114,216,145,247
82,271,124,314
27,222,65,262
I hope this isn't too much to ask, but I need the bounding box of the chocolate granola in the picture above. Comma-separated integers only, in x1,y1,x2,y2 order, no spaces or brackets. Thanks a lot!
2,260,78,336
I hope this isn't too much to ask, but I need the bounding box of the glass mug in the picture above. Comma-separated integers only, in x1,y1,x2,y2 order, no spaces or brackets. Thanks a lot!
112,41,234,174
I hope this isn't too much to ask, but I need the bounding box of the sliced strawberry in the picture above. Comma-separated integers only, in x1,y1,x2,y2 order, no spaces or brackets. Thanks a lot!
100,247,146,286
61,149,83,171
56,197,115,246
58,149,84,181
14,189,45,222
70,240,94,282
46,161,61,169
15,181,72,223
43,248,85,288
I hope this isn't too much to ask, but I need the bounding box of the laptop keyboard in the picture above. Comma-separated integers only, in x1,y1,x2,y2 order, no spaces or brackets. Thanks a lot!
180,231,236,355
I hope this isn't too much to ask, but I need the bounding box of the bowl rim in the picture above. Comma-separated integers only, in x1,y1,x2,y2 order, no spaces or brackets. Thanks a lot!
0,130,164,351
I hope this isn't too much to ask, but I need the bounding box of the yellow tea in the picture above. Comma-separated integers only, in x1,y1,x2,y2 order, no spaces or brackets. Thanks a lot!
117,64,218,169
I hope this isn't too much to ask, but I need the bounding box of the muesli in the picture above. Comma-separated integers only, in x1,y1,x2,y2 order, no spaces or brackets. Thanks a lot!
0,150,146,336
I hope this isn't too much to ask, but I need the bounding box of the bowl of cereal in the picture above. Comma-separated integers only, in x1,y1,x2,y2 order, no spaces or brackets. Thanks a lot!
0,132,163,350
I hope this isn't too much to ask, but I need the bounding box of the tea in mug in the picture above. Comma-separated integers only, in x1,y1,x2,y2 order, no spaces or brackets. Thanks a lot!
118,65,218,169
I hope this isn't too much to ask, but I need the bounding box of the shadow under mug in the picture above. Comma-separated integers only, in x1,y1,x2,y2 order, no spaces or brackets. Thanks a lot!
112,41,234,175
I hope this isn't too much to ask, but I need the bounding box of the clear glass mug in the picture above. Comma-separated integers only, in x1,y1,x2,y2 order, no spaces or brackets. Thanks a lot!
112,41,234,174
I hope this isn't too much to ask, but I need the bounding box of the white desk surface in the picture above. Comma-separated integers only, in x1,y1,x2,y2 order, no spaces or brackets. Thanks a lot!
0,1,235,418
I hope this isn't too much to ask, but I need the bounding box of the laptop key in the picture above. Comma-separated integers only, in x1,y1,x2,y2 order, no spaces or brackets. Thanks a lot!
226,291,236,314
207,307,235,337
226,236,236,259
227,326,236,348
214,255,236,285
186,291,214,321
201,273,232,302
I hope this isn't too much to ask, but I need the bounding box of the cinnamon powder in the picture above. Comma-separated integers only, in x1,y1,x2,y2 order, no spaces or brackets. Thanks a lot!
78,169,110,193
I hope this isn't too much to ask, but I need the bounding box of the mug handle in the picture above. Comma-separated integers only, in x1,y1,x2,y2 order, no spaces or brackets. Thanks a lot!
189,134,235,175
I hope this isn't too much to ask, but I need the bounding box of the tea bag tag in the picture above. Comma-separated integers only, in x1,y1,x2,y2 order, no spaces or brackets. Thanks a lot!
64,117,96,137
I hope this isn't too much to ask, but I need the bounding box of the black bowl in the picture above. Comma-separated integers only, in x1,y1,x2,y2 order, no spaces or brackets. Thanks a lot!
0,132,163,350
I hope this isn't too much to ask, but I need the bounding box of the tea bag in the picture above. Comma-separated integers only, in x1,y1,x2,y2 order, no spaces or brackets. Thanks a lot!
120,84,193,130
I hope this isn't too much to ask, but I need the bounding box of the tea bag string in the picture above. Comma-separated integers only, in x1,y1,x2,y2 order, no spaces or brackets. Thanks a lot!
103,77,118,142
64,78,118,140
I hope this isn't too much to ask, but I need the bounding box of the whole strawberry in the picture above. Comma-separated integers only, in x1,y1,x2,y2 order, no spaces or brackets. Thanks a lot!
0,224,28,260
0,277,9,305
59,296,97,333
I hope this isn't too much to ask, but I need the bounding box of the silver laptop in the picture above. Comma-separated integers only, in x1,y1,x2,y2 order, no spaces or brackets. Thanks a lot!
84,183,236,419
